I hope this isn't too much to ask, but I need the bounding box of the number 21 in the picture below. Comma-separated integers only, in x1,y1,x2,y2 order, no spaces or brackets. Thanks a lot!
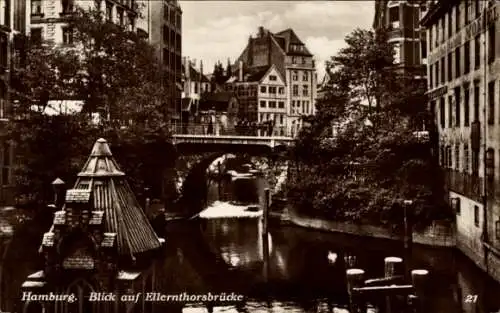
465,294,478,303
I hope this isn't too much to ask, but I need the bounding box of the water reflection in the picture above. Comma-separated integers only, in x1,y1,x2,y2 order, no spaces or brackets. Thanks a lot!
2,167,500,313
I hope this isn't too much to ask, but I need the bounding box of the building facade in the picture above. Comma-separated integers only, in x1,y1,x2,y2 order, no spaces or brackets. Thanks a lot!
137,0,182,122
421,0,500,283
373,0,428,80
233,26,317,137
0,1,27,205
180,57,211,130
28,0,138,44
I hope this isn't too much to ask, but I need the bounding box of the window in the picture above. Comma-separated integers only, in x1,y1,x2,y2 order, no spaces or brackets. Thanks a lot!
303,72,308,81
292,85,298,96
440,57,445,84
269,86,276,94
278,101,284,109
106,2,113,21
291,100,295,114
260,101,266,108
464,41,470,74
464,88,470,126
435,64,439,88
496,220,500,240
455,87,461,127
455,47,461,78
474,84,480,121
448,13,452,38
269,101,276,108
292,57,297,64
474,205,480,227
117,8,124,26
475,0,480,18
280,114,284,124
448,53,453,81
194,82,198,94
421,40,427,60
447,145,452,168
30,28,42,45
448,95,453,128
440,145,445,166
455,5,460,32
455,145,460,170
465,1,470,24
61,0,74,14
62,27,73,44
429,27,433,53
472,149,479,176
269,75,277,81
440,97,445,128
475,35,481,69
302,57,306,64
303,85,309,96
260,86,266,93
292,71,298,81
430,64,434,87
489,81,495,124
464,145,470,173
454,197,461,215
278,87,284,94
31,0,43,15
489,24,496,64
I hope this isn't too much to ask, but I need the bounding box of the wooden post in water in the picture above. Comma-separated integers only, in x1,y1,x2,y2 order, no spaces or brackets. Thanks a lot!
346,268,365,313
403,200,414,282
262,188,271,285
384,257,403,313
217,161,222,200
411,269,428,313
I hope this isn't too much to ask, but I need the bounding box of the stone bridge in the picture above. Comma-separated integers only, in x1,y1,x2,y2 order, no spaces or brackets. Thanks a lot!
168,136,293,217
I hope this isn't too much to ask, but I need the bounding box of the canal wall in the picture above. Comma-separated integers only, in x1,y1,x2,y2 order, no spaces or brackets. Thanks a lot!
286,211,456,247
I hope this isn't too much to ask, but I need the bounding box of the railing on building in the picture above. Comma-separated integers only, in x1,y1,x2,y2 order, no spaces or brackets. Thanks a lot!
170,122,293,138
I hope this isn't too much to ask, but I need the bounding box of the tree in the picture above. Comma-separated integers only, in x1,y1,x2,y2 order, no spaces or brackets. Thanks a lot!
287,27,450,230
8,7,175,207
212,61,226,86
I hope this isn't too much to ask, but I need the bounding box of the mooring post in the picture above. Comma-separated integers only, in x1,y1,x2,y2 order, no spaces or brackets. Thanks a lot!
217,161,222,200
403,200,414,282
262,188,271,285
411,269,428,313
384,257,403,313
346,268,365,313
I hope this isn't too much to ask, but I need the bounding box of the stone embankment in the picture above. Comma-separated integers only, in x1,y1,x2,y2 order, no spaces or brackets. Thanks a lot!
273,209,455,247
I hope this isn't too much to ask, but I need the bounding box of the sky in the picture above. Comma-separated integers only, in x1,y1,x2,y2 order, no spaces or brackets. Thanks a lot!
180,1,375,80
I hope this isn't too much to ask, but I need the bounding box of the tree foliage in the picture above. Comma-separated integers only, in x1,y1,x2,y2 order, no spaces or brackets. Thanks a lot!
287,28,450,229
9,7,175,207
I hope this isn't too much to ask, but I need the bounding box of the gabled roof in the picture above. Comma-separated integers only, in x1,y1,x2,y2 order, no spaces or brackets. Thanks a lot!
227,65,271,83
60,138,162,257
273,28,312,56
274,28,312,56
259,64,286,84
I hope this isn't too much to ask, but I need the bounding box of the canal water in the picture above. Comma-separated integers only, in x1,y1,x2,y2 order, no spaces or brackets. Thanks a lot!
2,160,500,313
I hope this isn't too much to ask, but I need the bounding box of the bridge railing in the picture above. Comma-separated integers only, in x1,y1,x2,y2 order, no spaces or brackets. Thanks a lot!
170,122,292,138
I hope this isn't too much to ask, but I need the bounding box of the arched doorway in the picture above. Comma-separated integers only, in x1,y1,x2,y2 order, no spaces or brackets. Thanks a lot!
64,279,98,313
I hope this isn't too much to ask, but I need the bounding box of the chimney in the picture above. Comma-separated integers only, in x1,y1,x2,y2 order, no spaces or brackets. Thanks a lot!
239,60,243,82
258,26,265,37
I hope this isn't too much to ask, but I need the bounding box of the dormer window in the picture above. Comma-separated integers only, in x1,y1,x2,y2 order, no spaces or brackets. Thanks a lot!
269,75,277,81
